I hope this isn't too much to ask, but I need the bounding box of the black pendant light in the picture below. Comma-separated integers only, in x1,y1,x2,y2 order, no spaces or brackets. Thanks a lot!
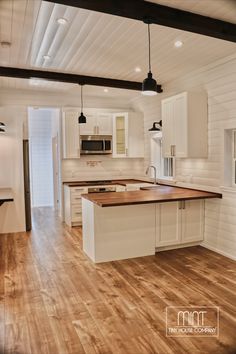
142,22,158,96
0,122,5,133
78,85,86,124
149,120,162,131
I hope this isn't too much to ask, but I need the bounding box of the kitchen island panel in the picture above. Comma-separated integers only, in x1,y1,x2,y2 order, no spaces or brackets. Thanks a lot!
82,198,156,263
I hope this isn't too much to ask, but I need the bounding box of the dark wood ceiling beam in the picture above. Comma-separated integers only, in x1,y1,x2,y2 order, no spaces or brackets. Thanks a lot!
45,0,236,43
0,66,163,92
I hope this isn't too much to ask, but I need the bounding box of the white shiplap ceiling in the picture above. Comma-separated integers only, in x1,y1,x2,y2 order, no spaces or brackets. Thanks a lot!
0,0,236,98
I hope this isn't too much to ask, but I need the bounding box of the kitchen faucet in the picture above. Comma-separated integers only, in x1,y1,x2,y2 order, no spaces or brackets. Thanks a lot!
146,165,157,184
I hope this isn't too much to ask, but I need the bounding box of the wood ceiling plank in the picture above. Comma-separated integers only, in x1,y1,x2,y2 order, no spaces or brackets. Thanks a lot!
45,0,236,43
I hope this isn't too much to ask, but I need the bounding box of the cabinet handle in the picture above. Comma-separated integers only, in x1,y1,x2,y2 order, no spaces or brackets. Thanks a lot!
74,188,84,191
173,145,176,157
182,200,186,209
179,201,182,209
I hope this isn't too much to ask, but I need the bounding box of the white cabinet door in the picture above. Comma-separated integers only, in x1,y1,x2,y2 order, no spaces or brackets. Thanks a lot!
79,113,97,135
97,113,113,135
173,93,188,158
181,200,204,243
62,111,80,159
162,99,174,157
156,202,181,247
112,113,128,157
161,91,207,158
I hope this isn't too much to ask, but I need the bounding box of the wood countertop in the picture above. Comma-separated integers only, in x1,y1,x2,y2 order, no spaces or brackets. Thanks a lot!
0,188,14,206
82,185,222,207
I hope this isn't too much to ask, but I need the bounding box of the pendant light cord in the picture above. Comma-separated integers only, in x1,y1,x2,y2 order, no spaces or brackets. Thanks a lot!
81,85,83,112
148,23,151,73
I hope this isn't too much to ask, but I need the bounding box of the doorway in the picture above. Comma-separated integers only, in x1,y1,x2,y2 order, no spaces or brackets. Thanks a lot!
28,107,60,215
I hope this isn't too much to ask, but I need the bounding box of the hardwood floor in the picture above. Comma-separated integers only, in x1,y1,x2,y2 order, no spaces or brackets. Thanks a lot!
0,207,236,354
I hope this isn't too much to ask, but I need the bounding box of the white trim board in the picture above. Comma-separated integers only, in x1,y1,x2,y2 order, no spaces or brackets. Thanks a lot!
201,242,236,261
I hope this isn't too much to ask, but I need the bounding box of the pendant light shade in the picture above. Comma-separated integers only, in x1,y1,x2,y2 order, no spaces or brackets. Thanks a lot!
142,72,157,96
149,120,162,131
78,85,86,124
142,22,158,96
78,112,86,124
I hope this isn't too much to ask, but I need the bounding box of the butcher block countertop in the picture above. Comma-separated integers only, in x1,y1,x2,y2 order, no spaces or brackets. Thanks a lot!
82,185,222,207
0,188,14,206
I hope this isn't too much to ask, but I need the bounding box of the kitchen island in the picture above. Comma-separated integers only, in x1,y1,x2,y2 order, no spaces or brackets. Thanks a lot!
82,185,222,263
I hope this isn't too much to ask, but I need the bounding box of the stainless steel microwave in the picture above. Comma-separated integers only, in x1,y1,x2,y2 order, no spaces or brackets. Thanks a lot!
80,135,112,155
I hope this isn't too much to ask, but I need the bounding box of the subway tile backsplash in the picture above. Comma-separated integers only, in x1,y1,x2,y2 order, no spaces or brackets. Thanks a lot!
62,156,144,181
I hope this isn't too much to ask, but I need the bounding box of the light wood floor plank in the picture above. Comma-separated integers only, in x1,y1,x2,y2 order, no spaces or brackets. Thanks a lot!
0,207,235,354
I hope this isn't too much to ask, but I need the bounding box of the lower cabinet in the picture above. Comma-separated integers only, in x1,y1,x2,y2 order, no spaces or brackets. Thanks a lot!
155,200,204,247
64,184,124,226
64,186,88,226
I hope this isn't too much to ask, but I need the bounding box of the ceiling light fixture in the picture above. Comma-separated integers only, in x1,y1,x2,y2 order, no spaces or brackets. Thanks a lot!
78,85,86,124
57,18,68,25
142,21,158,96
148,120,162,131
104,88,108,93
43,55,51,60
135,67,141,73
174,40,183,48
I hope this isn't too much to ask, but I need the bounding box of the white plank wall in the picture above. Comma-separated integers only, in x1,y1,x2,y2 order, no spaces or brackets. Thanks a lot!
132,53,236,260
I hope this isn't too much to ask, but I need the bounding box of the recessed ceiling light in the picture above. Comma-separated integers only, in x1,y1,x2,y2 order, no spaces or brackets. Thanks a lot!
174,40,183,48
43,55,51,60
57,18,68,25
104,88,109,93
135,66,142,73
30,79,40,86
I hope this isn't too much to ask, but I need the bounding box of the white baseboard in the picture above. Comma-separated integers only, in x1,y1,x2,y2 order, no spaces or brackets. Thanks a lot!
201,242,236,261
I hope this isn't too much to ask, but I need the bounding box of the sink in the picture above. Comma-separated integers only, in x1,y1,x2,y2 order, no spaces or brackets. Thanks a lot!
125,183,154,191
140,185,161,190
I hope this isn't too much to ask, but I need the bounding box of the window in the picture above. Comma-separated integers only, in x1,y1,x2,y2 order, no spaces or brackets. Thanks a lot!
223,128,236,188
162,156,174,178
232,130,236,186
150,132,175,179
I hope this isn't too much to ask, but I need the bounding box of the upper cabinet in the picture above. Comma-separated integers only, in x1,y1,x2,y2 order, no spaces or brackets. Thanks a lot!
162,91,208,158
62,109,144,159
62,110,80,159
79,110,113,136
112,112,144,158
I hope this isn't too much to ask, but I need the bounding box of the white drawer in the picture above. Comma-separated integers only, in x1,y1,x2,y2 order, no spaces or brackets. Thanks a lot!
70,187,88,195
72,204,82,212
71,209,82,221
71,195,83,204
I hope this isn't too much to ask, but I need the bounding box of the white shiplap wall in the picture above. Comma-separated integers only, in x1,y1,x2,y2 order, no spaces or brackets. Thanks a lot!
132,53,236,260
